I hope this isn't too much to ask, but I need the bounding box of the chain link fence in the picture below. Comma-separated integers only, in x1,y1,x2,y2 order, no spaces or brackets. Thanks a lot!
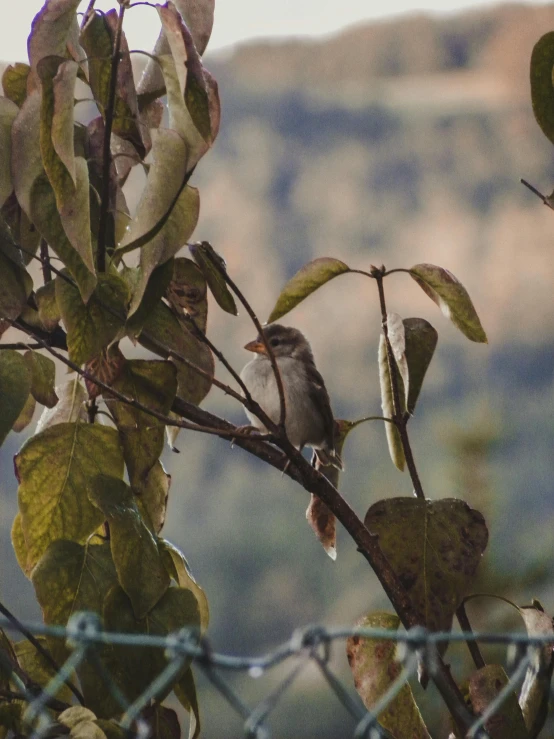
1,613,552,739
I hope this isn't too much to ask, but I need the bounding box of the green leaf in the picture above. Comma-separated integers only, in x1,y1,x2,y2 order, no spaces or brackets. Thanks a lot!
2,63,31,107
0,350,31,446
378,333,405,471
0,97,18,207
32,540,117,661
518,604,554,738
117,130,200,313
403,317,438,414
174,669,201,739
105,359,177,487
36,378,87,431
346,612,431,738
56,272,129,365
409,263,487,343
16,422,124,570
159,539,209,633
80,10,145,156
103,585,201,705
35,280,61,331
365,498,488,635
89,476,170,619
267,257,350,323
11,512,31,578
24,351,58,408
12,394,37,433
124,259,175,338
136,461,171,535
0,250,33,325
469,665,529,738
531,33,554,147
13,638,73,703
139,302,214,406
188,241,237,316
1,194,41,266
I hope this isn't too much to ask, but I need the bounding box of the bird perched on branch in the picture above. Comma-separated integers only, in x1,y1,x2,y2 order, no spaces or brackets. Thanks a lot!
240,324,343,470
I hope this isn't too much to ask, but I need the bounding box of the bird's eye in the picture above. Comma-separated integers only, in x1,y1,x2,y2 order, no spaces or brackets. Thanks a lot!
269,338,280,347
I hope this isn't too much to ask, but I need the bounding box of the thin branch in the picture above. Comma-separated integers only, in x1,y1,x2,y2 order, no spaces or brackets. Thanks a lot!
97,1,126,272
40,239,53,284
375,270,425,500
0,343,43,350
456,602,486,670
520,178,554,209
0,600,84,705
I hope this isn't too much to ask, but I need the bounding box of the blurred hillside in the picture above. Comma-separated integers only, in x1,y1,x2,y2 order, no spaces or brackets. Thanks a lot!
2,3,554,737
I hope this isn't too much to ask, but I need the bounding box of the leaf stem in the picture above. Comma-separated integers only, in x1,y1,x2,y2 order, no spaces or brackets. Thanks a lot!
456,602,486,670
39,239,52,284
97,2,126,272
520,178,553,209
374,270,425,499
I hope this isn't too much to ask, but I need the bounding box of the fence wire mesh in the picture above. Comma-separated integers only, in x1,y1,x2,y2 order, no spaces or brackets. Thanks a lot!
1,612,552,739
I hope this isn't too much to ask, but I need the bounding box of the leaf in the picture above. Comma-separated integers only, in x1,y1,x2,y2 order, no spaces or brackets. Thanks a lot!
0,97,18,207
469,665,529,738
174,669,201,739
0,250,33,325
103,585,201,705
11,513,31,578
409,263,487,343
188,241,237,315
59,707,98,729
139,302,214,406
166,257,208,333
2,63,31,107
531,33,554,147
403,317,438,414
136,461,171,535
89,476,170,619
387,312,409,407
35,280,61,331
267,257,350,323
36,378,87,432
518,604,554,738
104,359,177,487
85,345,126,400
13,638,73,703
117,130,200,313
24,351,58,408
0,350,31,446
159,539,209,633
174,0,214,55
142,704,180,739
346,612,431,738
11,92,96,300
27,0,83,90
365,498,488,635
80,10,145,156
378,333,405,471
1,193,41,266
56,273,129,365
124,259,175,338
16,422,124,570
12,394,37,433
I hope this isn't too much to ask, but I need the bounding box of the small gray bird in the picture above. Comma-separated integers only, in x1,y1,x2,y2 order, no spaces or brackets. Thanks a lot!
240,324,343,469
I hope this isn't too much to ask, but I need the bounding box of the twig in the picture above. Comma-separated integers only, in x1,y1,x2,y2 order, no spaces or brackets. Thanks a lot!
456,602,486,670
0,600,84,705
40,239,52,284
0,343,43,350
97,1,126,272
520,178,554,209
374,269,425,500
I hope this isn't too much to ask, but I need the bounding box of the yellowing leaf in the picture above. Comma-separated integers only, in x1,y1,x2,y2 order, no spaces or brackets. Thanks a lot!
469,665,529,738
2,63,30,107
518,604,554,737
378,334,405,471
410,263,487,343
0,97,18,207
56,273,129,365
89,476,170,619
159,539,209,633
267,257,350,323
24,351,58,408
16,423,124,570
365,498,488,635
0,350,31,446
189,241,237,316
346,612,431,738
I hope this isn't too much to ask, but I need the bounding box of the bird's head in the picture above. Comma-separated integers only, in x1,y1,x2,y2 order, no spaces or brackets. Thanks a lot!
244,324,314,362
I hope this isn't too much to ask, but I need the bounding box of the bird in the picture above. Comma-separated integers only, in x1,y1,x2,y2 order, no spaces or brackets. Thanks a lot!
240,324,343,469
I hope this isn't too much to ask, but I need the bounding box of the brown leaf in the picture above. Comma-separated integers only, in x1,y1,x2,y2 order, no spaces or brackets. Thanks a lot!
469,665,529,738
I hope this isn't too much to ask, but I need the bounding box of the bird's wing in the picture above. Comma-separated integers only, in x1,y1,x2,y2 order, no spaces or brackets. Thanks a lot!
304,362,336,451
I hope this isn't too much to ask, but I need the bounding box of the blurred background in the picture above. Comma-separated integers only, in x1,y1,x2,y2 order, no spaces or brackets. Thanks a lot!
2,1,554,736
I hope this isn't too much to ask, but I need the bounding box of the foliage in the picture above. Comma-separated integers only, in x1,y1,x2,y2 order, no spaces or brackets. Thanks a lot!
0,1,553,738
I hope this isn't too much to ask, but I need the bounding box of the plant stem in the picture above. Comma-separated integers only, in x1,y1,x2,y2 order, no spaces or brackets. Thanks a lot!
374,270,425,499
456,602,486,670
39,239,52,284
96,2,126,272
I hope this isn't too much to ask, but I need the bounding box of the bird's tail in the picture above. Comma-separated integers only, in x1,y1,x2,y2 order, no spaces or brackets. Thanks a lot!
314,447,344,471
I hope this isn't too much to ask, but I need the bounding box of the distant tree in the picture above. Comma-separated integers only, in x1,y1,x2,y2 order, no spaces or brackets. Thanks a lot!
0,1,552,737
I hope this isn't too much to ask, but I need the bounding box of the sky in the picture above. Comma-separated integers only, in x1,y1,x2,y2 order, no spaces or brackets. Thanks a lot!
0,0,551,63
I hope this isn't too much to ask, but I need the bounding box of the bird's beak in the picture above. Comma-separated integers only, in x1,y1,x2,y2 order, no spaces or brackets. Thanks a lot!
244,339,267,354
